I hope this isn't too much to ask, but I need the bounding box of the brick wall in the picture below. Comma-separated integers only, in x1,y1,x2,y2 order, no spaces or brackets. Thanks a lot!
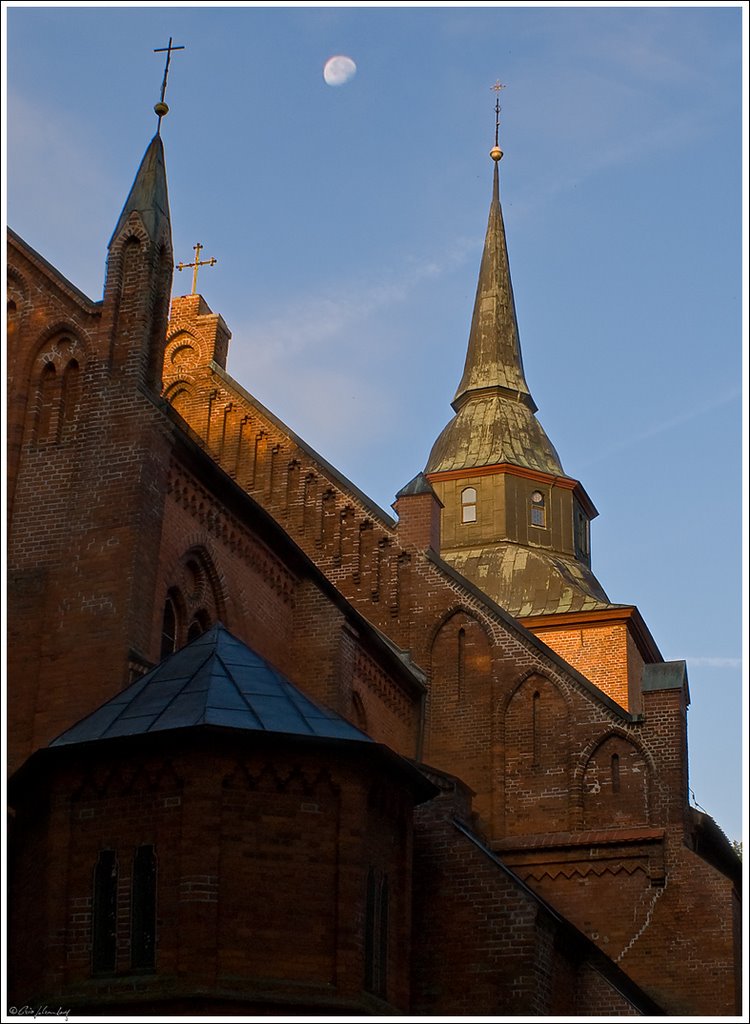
9,736,421,1013
529,618,642,711
411,774,651,1015
7,232,740,1016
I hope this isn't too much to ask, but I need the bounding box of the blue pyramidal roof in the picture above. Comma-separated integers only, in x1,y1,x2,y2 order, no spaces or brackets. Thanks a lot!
51,623,372,747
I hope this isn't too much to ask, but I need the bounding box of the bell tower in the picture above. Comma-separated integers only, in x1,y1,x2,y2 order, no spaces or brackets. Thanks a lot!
421,89,661,710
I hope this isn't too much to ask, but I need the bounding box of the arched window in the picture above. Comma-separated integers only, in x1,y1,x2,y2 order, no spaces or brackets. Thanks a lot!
61,359,81,433
36,362,58,442
92,850,118,974
364,868,388,998
364,867,376,993
574,502,590,560
457,627,465,698
131,845,157,970
378,875,389,999
160,597,178,660
187,608,210,643
611,753,621,794
530,490,546,528
461,486,477,524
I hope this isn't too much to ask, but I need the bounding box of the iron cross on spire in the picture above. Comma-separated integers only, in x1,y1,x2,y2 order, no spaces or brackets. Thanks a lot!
491,80,506,147
490,80,506,162
176,243,218,295
153,36,185,133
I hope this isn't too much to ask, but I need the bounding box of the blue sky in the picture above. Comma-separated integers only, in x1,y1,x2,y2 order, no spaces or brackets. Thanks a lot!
4,4,745,842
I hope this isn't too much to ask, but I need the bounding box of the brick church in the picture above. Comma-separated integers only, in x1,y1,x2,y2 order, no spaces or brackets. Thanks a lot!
6,91,741,1016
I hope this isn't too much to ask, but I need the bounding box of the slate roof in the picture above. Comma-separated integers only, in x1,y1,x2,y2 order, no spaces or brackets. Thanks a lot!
51,623,372,747
395,471,437,499
109,133,171,247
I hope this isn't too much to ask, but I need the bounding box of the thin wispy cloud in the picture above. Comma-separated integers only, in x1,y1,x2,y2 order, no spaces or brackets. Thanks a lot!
7,90,116,296
685,657,742,670
513,104,701,222
577,386,741,469
576,18,707,86
230,236,475,370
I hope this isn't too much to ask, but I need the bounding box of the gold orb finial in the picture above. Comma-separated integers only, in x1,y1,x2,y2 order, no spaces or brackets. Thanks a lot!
490,145,503,162
153,37,185,132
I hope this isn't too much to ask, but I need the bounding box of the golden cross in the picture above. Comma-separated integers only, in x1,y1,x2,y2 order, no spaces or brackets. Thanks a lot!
491,81,506,147
153,37,185,132
176,243,217,295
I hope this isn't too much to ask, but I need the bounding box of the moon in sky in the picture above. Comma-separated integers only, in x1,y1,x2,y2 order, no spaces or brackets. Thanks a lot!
323,55,357,86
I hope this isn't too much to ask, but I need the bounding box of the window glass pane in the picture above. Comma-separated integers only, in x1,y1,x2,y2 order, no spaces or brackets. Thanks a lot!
132,846,156,969
92,850,117,974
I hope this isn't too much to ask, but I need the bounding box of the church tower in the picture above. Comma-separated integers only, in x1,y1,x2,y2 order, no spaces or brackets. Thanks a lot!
6,73,179,772
423,96,661,710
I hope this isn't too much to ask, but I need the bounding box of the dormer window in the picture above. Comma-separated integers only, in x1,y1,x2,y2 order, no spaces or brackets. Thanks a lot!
461,487,477,523
530,491,546,528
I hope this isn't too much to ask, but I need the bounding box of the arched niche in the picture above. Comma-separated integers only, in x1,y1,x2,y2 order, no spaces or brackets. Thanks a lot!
582,733,650,829
504,672,570,835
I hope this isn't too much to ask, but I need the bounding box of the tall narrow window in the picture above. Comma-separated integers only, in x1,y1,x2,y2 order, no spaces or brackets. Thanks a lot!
131,845,157,970
364,868,377,993
60,359,81,432
532,691,541,768
611,753,621,794
364,868,388,999
457,627,466,699
461,487,477,524
37,362,58,442
378,875,389,999
160,597,177,660
92,850,118,974
187,608,210,643
530,491,546,528
574,502,590,561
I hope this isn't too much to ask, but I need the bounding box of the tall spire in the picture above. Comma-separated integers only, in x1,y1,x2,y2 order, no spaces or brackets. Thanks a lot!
452,89,533,413
107,37,183,248
426,91,562,477
422,91,615,625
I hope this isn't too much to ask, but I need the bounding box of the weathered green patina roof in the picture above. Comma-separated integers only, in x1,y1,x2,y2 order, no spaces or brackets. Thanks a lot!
395,471,437,498
426,392,563,476
454,161,531,409
441,543,615,618
425,160,562,476
109,134,171,247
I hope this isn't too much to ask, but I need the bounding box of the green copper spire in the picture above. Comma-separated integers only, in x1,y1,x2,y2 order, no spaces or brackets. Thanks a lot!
426,153,563,476
452,158,534,413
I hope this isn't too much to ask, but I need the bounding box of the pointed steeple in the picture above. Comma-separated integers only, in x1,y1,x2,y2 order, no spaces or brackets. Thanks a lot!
102,131,174,391
422,107,618,624
108,133,171,249
453,158,534,413
425,152,563,477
